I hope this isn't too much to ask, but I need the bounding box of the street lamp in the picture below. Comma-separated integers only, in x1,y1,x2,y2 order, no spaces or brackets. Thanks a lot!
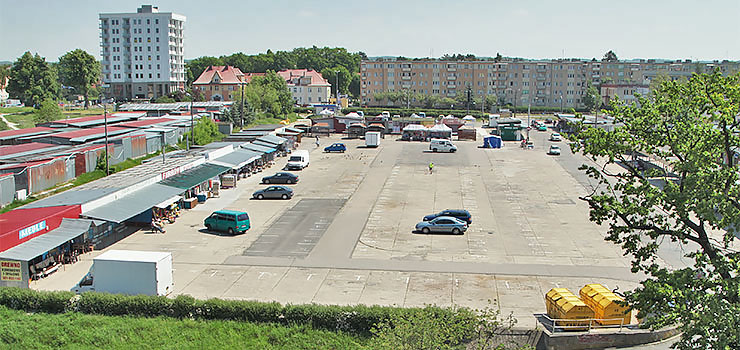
334,70,340,107
185,92,194,145
101,93,110,175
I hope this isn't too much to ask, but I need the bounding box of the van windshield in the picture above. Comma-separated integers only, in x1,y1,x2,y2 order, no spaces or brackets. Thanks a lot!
289,156,302,162
237,214,249,221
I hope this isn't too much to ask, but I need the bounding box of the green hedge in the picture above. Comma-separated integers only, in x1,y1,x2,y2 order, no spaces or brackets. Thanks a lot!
293,107,314,114
0,287,476,337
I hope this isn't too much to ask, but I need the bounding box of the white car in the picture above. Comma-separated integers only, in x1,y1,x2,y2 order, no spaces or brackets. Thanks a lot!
550,133,562,141
548,145,561,155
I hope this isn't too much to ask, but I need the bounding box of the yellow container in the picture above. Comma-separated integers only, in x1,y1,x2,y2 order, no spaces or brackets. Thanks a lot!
579,284,631,325
545,288,595,330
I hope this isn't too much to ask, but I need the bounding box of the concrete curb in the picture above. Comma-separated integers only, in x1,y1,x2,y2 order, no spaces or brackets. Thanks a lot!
535,326,680,350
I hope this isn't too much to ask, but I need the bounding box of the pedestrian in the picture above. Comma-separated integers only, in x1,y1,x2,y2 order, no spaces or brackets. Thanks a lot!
315,135,320,147
429,162,434,174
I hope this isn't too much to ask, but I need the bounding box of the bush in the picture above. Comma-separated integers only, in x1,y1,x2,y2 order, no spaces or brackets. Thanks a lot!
0,287,476,337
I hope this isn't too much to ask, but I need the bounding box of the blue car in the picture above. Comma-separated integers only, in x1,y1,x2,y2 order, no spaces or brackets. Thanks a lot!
415,216,468,235
324,143,346,153
423,209,472,224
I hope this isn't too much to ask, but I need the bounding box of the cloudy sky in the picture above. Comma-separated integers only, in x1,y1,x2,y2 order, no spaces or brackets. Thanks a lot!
1,0,738,62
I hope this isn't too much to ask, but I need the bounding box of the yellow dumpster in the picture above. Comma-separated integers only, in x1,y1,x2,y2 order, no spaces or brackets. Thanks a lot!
545,288,595,331
579,284,631,325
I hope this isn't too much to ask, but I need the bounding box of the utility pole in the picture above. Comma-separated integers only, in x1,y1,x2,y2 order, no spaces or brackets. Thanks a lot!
102,94,110,176
335,70,340,107
240,81,245,127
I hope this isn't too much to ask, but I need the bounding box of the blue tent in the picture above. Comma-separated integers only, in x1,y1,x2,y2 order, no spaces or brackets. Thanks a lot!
483,136,502,149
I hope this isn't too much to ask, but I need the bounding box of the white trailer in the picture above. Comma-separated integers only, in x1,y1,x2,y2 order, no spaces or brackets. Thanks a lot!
73,250,173,296
365,131,380,148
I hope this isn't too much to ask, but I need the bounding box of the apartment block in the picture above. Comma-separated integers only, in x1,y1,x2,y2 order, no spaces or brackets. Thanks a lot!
100,5,186,101
276,69,331,105
360,58,740,109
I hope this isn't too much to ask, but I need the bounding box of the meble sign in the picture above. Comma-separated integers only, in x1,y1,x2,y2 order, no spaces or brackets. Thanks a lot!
19,220,46,240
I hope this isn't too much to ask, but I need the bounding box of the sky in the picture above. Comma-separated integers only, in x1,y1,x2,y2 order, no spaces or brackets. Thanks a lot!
1,0,739,63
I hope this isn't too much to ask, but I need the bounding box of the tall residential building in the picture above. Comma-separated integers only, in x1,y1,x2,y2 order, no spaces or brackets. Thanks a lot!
360,58,740,110
99,5,186,101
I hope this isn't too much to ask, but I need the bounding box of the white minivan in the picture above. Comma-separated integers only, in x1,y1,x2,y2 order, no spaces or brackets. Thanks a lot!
286,150,310,170
430,139,457,153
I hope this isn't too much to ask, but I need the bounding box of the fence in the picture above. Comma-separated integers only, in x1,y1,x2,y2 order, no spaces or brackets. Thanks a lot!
535,313,632,333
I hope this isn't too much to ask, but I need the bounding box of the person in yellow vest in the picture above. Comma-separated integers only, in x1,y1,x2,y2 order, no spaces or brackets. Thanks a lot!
429,162,434,174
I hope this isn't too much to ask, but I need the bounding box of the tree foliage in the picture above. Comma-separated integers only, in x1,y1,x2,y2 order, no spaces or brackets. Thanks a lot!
582,82,601,112
569,70,740,350
7,52,60,107
192,116,222,145
320,66,352,97
58,49,100,108
243,71,292,117
33,99,62,124
603,50,618,62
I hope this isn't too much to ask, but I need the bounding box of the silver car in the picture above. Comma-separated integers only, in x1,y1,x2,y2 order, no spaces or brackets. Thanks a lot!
253,185,293,200
415,216,468,235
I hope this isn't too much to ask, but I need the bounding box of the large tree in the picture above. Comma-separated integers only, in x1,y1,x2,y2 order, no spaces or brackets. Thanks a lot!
58,49,100,108
7,52,60,107
321,66,352,97
582,81,601,112
570,70,740,349
244,71,292,117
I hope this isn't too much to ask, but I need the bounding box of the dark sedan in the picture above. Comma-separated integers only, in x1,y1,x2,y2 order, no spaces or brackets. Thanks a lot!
423,209,472,224
253,186,293,200
262,172,299,184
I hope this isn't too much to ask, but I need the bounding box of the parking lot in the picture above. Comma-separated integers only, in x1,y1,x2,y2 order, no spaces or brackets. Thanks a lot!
34,123,641,327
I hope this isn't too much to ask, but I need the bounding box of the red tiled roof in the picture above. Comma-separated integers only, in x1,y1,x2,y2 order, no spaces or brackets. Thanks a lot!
0,127,55,139
243,72,265,83
276,69,330,87
0,143,57,157
193,65,246,85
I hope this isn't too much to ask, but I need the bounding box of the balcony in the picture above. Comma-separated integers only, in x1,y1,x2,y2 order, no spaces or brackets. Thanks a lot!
401,76,411,80
446,75,456,80
447,66,457,72
402,67,411,72
447,84,457,89
536,75,546,81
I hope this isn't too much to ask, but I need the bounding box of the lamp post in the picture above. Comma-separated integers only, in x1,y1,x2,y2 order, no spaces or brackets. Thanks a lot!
101,93,110,175
185,92,194,145
334,70,340,107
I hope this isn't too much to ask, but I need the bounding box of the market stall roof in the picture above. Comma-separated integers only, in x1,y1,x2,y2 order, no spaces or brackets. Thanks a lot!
256,134,287,145
158,163,230,190
429,123,453,132
209,149,262,170
83,184,184,223
319,109,334,116
241,143,275,154
153,195,183,209
348,123,367,128
403,124,428,131
252,140,279,149
283,127,304,133
0,219,97,261
368,123,386,129
463,115,476,121
21,188,119,209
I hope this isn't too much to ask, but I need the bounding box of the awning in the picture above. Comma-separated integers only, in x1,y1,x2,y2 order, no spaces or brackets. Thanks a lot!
241,143,276,154
158,163,231,190
0,219,96,261
84,184,184,223
209,149,262,170
252,140,279,149
284,127,304,133
153,195,183,209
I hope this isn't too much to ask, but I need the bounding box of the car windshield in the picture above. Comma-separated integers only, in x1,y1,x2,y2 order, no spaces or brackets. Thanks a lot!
289,156,302,161
551,145,560,149
237,214,249,221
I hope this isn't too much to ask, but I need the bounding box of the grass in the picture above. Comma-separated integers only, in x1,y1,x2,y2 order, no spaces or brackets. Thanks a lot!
0,107,107,130
0,306,367,350
0,107,34,114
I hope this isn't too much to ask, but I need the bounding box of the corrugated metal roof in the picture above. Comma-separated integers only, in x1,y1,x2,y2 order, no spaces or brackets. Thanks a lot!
256,134,288,145
118,102,233,111
21,189,120,209
210,149,261,169
0,218,95,261
95,250,170,262
83,184,184,223
158,163,230,189
252,140,279,149
0,127,55,141
283,127,304,133
241,143,275,154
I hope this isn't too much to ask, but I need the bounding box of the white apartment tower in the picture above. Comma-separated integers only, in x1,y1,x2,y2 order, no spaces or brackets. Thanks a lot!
99,5,186,100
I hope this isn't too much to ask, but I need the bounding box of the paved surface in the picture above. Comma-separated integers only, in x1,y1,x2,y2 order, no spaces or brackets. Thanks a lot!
35,122,657,332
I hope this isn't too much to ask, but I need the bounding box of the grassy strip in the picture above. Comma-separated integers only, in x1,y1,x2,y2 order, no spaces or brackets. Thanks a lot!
0,117,8,131
2,112,35,129
0,305,366,350
0,107,34,114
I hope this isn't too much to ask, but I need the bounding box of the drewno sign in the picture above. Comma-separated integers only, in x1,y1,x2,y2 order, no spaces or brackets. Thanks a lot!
18,220,46,240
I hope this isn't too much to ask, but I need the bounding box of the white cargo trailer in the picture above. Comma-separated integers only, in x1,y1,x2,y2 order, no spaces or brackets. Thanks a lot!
365,131,380,148
73,250,173,296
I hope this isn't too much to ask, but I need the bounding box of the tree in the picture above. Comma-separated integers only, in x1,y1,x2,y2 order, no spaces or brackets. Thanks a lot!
349,73,361,98
58,49,100,109
603,50,618,62
569,70,740,350
192,116,222,145
154,96,175,103
582,81,601,112
320,66,352,97
7,52,60,106
185,56,224,85
494,53,503,62
33,99,62,124
244,71,292,117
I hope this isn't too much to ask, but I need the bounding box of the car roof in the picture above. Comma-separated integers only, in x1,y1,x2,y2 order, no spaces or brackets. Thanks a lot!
213,210,248,215
444,209,470,214
433,216,465,222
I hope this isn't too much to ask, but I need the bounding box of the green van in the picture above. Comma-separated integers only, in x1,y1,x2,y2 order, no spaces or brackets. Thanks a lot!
204,210,250,235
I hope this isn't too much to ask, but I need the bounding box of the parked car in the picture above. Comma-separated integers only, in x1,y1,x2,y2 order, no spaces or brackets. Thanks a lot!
204,210,250,235
550,132,562,141
324,143,347,153
262,172,299,184
538,124,548,131
415,216,468,235
548,145,561,155
253,185,293,200
423,209,472,224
